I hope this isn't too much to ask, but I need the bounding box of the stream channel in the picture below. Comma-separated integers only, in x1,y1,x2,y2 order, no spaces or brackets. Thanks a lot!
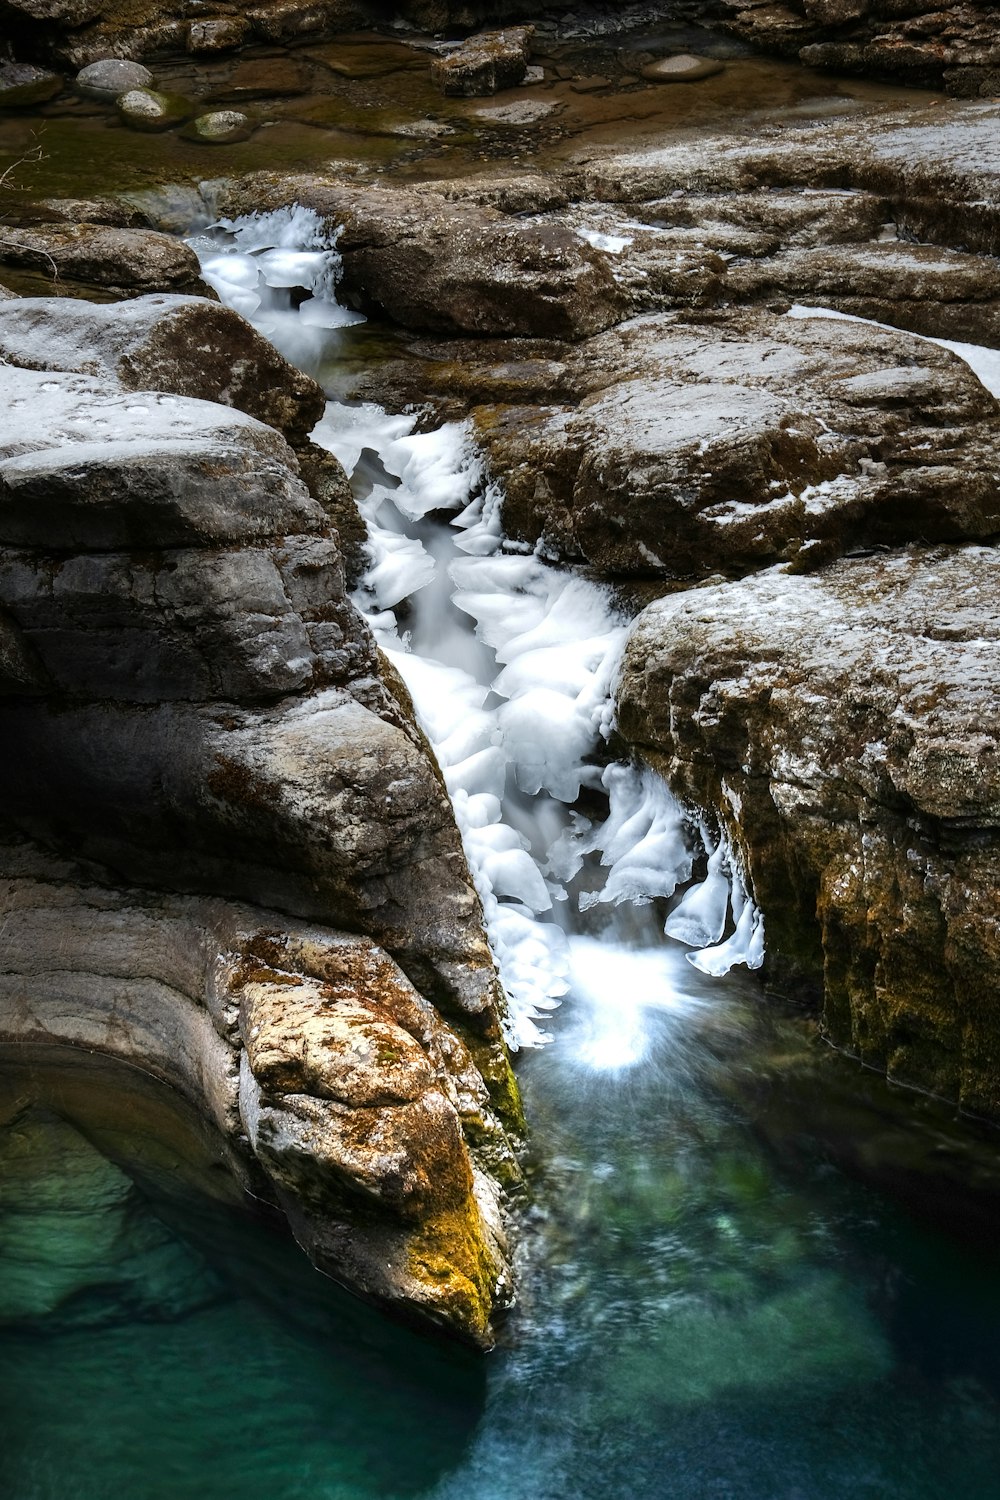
3,66,1000,1499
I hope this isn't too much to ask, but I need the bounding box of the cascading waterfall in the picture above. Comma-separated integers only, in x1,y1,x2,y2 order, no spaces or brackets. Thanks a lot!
190,206,764,1058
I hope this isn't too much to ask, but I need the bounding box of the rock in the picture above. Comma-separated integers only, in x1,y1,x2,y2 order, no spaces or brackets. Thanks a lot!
75,58,153,100
4,0,102,23
0,63,62,108
576,99,1000,259
182,109,253,144
0,294,325,444
212,174,626,341
474,309,1000,578
210,56,315,101
0,224,211,300
0,849,515,1344
640,54,725,83
0,1105,219,1328
116,87,190,132
3,197,149,229
0,292,522,1344
470,98,559,126
431,28,533,98
186,16,250,53
616,543,1000,1120
728,241,1000,347
246,0,371,45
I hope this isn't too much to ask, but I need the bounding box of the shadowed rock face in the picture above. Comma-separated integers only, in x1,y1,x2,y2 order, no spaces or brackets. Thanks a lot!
0,291,520,1347
719,1,1000,97
617,546,1000,1119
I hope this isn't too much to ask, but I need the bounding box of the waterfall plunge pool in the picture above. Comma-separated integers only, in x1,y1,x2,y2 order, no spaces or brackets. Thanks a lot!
3,201,1000,1500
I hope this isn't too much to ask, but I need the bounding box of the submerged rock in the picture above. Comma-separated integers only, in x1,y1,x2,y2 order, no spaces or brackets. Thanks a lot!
0,62,62,107
182,109,253,143
641,54,725,83
617,545,1000,1120
116,86,190,132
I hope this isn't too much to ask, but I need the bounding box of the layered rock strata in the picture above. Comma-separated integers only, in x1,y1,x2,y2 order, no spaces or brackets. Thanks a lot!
719,1,1000,96
0,291,520,1346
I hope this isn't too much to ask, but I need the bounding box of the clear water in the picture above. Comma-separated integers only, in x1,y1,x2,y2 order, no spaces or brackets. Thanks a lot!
3,978,1000,1500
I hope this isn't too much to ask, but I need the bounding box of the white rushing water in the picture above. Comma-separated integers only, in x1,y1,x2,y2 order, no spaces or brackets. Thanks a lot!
190,206,764,1057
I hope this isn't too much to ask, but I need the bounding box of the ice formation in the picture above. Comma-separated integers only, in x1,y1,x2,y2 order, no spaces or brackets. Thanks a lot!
189,209,766,1054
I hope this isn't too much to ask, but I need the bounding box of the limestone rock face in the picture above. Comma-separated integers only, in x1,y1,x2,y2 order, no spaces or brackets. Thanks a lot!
472,309,1000,578
616,545,1000,1119
0,292,520,1345
212,174,627,341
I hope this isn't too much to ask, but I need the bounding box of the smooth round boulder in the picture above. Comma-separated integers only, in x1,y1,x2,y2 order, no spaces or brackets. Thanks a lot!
181,110,253,144
0,63,62,109
117,88,190,133
641,55,725,83
76,59,153,102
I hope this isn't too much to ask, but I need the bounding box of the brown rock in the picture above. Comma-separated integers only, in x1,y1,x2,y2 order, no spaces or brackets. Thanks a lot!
186,16,250,53
476,309,1000,578
0,224,211,300
0,294,326,445
430,27,533,98
212,174,626,341
616,543,1000,1119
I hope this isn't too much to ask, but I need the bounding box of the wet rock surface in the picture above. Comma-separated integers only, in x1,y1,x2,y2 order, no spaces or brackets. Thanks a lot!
0,841,514,1342
0,288,520,1346
617,546,1000,1118
471,309,1000,578
2,8,1000,1303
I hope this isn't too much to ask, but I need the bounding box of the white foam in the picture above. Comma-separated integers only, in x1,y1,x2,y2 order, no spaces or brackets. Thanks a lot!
195,212,768,1053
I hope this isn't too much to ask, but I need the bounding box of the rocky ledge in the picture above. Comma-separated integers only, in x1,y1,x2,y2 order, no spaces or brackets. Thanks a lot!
0,289,521,1347
617,546,1000,1117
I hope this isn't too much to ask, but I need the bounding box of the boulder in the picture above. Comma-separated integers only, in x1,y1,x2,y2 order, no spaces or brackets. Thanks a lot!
0,848,514,1344
616,543,1000,1120
0,62,62,108
473,309,1000,578
116,86,191,132
75,57,153,100
640,54,725,82
186,16,250,53
0,224,211,300
182,109,253,144
0,294,326,445
212,174,626,340
0,292,521,1344
430,28,533,98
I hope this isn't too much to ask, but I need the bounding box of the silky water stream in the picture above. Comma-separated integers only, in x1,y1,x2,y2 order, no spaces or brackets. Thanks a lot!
2,209,1000,1500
